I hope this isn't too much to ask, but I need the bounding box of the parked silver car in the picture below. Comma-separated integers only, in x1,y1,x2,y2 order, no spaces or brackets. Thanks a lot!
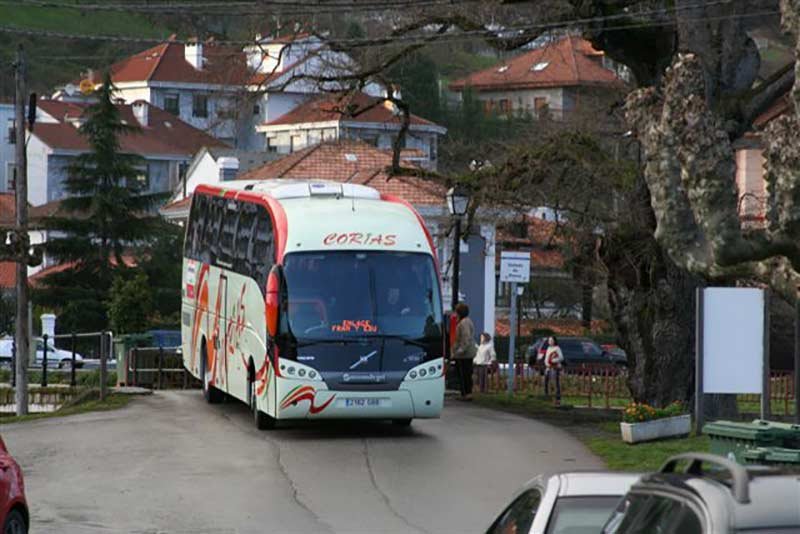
602,453,800,533
486,472,641,534
0,337,84,369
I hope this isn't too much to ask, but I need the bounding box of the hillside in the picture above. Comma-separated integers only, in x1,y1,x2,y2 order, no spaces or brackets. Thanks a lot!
0,4,171,96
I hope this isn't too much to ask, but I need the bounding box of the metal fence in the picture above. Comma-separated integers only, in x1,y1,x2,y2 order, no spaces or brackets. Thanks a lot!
7,331,112,389
123,347,198,390
477,364,797,413
478,363,630,408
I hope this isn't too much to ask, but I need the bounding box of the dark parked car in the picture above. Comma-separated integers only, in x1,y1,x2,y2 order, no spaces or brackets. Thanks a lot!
0,436,28,534
526,337,624,367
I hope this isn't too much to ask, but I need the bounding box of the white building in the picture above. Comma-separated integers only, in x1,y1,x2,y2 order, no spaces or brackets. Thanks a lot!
0,101,16,193
256,92,447,170
55,33,384,151
449,35,626,119
26,98,227,207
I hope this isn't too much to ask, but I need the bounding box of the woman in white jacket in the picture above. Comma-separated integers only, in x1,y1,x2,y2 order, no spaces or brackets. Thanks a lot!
473,332,497,393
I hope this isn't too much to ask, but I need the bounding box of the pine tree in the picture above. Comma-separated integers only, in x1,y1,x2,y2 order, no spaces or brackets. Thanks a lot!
35,72,164,332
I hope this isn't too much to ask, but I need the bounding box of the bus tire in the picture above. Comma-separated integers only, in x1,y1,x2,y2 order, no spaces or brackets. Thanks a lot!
250,377,275,430
392,418,412,427
201,342,223,404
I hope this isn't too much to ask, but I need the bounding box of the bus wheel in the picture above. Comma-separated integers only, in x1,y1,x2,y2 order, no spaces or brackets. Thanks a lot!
201,342,223,404
250,378,275,430
392,418,412,427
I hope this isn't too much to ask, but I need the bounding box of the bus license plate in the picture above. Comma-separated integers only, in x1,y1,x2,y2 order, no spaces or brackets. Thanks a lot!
340,398,390,408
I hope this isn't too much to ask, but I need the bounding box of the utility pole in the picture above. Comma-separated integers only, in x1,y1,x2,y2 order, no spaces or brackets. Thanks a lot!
13,45,29,416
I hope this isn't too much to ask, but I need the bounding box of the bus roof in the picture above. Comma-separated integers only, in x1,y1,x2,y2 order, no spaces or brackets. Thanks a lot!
196,180,436,260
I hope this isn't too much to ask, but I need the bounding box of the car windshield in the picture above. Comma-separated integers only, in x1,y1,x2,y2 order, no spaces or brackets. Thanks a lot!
546,495,623,534
283,251,443,342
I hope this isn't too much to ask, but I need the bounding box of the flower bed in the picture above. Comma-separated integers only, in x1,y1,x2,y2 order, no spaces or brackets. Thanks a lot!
620,402,691,444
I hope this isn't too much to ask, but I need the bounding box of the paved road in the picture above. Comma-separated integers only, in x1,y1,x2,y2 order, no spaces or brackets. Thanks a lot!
1,391,602,534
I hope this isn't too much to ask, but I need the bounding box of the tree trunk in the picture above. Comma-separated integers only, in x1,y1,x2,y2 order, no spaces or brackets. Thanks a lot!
605,236,701,407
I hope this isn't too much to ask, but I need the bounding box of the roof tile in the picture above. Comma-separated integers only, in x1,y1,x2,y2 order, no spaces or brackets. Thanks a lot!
237,140,445,205
35,99,227,156
449,36,623,92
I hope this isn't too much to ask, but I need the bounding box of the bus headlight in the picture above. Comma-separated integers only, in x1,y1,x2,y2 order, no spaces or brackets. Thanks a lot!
403,359,444,381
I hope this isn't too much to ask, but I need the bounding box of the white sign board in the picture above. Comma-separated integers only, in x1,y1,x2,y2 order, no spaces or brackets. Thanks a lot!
702,288,765,394
500,251,531,283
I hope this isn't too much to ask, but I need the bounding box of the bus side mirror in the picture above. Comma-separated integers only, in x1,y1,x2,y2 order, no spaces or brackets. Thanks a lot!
266,266,282,338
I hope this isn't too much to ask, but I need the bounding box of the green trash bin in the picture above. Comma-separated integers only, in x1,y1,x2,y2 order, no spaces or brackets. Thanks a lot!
703,420,786,463
750,419,800,449
114,334,153,386
743,446,800,469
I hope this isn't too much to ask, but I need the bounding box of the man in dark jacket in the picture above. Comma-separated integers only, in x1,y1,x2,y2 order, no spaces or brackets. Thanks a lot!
452,302,476,400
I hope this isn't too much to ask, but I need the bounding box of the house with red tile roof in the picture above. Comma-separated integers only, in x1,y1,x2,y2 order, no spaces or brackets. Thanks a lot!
55,33,384,150
26,98,227,206
449,35,627,119
256,92,447,170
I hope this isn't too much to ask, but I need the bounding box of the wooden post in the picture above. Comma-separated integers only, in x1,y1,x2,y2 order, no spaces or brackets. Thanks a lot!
13,45,29,416
695,288,704,435
761,291,771,420
99,332,108,401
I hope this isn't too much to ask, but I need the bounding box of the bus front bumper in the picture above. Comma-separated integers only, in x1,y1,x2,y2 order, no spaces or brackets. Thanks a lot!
276,377,444,420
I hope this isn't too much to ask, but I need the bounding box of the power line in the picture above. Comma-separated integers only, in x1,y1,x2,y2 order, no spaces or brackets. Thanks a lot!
0,1,782,49
11,0,465,15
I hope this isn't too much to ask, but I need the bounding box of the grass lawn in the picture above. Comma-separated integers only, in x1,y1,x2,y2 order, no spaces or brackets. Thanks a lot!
0,5,168,38
0,389,131,424
473,392,708,472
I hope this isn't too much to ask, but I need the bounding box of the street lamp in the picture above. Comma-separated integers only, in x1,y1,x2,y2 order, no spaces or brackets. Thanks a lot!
446,185,470,310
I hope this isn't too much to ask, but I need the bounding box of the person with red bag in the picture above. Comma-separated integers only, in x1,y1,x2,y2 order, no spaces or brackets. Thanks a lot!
543,336,564,406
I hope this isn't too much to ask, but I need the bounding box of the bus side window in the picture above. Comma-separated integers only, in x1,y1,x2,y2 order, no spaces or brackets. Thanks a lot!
251,205,274,292
235,203,257,278
204,197,224,264
186,194,209,262
219,199,239,265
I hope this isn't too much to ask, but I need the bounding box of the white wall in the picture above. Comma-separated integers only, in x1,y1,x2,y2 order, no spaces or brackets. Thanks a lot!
181,152,221,200
26,135,50,206
0,104,15,193
476,87,564,118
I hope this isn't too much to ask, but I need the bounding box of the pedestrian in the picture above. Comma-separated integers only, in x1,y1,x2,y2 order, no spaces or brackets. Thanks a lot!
473,332,496,394
543,335,564,406
451,302,477,400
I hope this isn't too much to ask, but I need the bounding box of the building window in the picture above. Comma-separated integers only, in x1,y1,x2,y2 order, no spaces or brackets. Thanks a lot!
7,119,15,145
482,100,495,114
266,138,278,153
5,162,16,191
499,99,511,113
253,104,261,116
164,94,180,116
134,165,149,190
534,97,549,112
192,94,208,118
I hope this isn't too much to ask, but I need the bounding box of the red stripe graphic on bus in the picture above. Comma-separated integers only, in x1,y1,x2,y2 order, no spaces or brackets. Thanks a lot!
189,263,210,372
280,385,335,414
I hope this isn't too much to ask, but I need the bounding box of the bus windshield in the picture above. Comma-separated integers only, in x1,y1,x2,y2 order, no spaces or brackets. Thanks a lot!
282,251,443,342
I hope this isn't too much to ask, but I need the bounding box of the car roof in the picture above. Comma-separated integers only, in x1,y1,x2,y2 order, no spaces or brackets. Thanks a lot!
556,472,642,497
633,470,800,530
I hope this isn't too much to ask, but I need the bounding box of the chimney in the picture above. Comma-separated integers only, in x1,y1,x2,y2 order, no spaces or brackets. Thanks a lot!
185,41,204,70
132,101,149,127
218,157,239,181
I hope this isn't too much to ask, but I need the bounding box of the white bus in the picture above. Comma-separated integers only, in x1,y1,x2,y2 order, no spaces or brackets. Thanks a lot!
181,180,445,429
